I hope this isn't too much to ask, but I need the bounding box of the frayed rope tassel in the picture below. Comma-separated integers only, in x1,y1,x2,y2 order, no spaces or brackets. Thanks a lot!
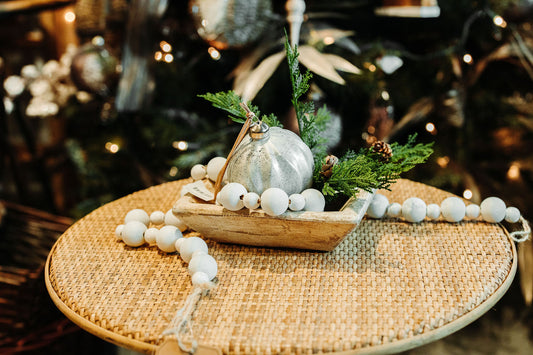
509,216,531,243
162,281,215,354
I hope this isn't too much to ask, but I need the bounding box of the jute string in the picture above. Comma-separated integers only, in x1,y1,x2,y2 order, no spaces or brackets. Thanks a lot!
162,281,215,353
509,216,531,243
213,103,257,200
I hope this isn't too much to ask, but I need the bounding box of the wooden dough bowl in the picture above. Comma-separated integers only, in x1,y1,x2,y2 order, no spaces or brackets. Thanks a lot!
173,188,374,252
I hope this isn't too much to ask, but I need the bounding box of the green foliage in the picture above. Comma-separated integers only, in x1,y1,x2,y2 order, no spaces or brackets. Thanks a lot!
198,91,253,123
201,41,433,204
317,134,434,199
303,105,330,158
284,36,331,156
199,91,282,127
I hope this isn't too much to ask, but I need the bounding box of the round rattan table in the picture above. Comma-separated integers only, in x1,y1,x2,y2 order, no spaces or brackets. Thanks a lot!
45,179,517,354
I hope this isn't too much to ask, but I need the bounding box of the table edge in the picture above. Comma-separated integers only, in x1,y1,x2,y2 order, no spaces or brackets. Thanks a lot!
337,231,518,354
45,240,159,354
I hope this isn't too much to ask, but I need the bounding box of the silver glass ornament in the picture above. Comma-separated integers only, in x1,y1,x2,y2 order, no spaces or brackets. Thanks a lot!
189,0,273,49
226,122,314,196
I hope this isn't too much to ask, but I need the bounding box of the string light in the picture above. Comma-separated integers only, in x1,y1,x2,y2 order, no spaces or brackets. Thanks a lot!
463,189,473,200
436,157,448,168
463,54,473,64
173,141,188,151
507,162,521,180
493,15,507,28
208,47,221,60
105,142,120,154
169,166,178,177
64,11,76,23
425,122,437,134
164,53,174,63
367,63,377,72
323,36,335,45
381,90,390,101
154,51,163,61
92,36,105,46
160,41,172,52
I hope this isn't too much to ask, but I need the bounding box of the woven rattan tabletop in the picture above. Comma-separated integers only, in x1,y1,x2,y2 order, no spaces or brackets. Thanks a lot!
45,179,517,354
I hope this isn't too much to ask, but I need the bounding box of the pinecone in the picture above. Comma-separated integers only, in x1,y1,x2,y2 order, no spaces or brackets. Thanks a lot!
371,141,393,161
320,155,339,179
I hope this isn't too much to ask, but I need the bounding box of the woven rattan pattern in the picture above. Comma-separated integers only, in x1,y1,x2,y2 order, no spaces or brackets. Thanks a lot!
47,179,514,354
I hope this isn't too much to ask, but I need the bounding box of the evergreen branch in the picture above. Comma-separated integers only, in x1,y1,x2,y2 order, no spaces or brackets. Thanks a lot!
284,36,331,154
314,134,434,200
199,91,282,127
284,36,314,136
199,91,260,123
261,113,282,128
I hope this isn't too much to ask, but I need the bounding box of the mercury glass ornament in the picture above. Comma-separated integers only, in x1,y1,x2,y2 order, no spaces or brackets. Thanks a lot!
189,0,273,49
70,43,118,96
226,122,314,196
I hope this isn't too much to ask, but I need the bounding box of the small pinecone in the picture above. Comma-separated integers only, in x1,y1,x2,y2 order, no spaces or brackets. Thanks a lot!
371,141,393,161
320,155,339,179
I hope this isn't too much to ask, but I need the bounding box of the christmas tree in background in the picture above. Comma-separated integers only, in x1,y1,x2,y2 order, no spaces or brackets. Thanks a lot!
1,0,533,290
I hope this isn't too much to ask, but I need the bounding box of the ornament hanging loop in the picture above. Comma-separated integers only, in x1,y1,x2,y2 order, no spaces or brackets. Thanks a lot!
213,103,256,199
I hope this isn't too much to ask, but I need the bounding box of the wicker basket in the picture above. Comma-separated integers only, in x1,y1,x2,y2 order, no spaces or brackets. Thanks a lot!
0,200,77,354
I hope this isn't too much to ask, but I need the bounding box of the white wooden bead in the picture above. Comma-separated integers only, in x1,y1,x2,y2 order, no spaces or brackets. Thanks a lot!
191,164,207,181
243,192,260,209
115,224,124,241
387,203,402,217
480,197,506,223
191,271,211,287
180,237,208,263
156,225,182,253
426,204,441,220
440,196,466,222
466,204,480,219
288,194,305,211
505,207,520,223
191,250,207,259
144,227,159,245
150,211,165,225
261,188,289,216
402,197,426,223
175,237,186,252
124,209,150,226
188,254,218,280
164,209,188,231
367,194,389,219
122,221,147,247
218,183,247,211
301,188,325,212
206,157,226,182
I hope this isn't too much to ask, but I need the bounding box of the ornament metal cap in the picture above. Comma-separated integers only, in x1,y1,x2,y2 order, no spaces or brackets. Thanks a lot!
249,122,270,140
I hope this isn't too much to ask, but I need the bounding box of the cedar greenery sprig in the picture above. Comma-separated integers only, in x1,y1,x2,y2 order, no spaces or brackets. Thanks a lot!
285,37,329,157
316,134,434,199
198,91,281,128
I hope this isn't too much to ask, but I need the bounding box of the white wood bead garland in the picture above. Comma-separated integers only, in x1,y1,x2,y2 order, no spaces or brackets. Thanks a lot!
115,208,217,354
367,193,531,243
190,164,207,181
261,188,289,216
206,156,226,182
